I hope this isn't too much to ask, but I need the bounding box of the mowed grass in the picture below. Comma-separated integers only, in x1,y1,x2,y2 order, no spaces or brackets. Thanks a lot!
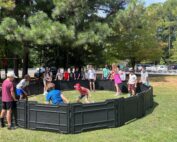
1,76,177,142
28,90,128,104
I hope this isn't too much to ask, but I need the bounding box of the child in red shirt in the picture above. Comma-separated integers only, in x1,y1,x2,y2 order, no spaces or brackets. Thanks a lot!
63,69,69,81
74,83,92,103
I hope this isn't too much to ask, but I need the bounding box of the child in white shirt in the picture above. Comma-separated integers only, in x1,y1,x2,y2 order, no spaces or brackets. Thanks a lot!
128,70,137,96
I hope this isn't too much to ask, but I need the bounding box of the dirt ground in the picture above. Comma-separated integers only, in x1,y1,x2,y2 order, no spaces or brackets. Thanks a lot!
150,76,177,88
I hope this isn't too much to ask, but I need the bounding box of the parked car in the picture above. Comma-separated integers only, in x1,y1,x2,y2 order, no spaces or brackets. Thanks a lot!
168,65,177,70
156,65,168,72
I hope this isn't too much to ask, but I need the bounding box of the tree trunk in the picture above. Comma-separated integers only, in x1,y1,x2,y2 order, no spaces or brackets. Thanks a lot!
13,54,19,77
22,45,29,77
130,58,136,70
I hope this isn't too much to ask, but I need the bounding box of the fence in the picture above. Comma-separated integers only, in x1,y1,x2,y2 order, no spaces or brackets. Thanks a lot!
0,80,153,134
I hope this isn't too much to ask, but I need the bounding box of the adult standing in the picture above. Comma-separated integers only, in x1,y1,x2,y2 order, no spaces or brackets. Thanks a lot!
0,72,17,129
102,64,110,80
87,65,96,92
140,66,149,86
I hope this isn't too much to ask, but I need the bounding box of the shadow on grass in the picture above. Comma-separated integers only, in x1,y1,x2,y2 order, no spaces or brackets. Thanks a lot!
125,101,159,125
145,101,159,116
150,76,168,82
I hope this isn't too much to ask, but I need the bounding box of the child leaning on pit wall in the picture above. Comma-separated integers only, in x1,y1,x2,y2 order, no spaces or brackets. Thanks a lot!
140,66,150,86
46,83,69,105
74,83,93,103
16,74,31,100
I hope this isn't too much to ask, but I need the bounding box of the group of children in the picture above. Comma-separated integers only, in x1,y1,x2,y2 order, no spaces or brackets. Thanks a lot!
103,64,149,96
0,65,149,130
46,83,92,105
0,71,92,129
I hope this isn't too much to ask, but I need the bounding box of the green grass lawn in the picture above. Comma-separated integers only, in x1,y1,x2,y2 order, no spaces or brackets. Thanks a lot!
28,90,128,104
1,76,177,142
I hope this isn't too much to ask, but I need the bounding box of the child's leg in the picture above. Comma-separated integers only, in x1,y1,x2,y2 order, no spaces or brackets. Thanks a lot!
89,81,93,91
20,95,23,100
132,85,136,96
85,95,90,103
115,84,118,94
128,84,132,96
77,95,83,103
93,82,95,92
76,98,81,103
23,94,28,101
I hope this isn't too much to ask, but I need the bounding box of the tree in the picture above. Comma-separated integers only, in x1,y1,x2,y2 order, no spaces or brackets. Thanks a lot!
0,0,129,72
110,0,163,68
0,0,15,10
155,0,177,64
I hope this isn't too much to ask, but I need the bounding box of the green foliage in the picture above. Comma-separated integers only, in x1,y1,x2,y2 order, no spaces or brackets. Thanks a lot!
0,0,15,10
0,17,18,40
154,0,177,63
110,0,162,66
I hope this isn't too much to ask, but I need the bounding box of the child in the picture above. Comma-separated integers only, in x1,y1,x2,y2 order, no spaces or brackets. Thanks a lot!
87,65,96,91
140,66,149,86
74,83,92,103
111,64,122,96
16,74,31,100
119,68,126,81
43,67,52,95
46,83,69,105
102,64,110,80
128,70,137,96
74,68,81,80
63,69,69,81
55,68,63,81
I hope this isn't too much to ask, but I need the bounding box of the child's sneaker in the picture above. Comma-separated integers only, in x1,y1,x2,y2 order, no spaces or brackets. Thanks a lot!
0,118,5,128
128,93,131,97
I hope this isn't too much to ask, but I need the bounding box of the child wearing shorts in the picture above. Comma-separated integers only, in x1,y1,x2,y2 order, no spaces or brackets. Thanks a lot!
128,70,137,96
16,74,31,100
74,83,92,103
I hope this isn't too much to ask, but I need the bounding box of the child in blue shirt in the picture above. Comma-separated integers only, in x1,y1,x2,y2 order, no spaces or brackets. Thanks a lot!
46,83,69,105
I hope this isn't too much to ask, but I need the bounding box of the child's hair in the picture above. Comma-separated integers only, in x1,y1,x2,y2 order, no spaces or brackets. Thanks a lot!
47,83,55,92
74,83,81,90
130,69,135,74
24,74,30,80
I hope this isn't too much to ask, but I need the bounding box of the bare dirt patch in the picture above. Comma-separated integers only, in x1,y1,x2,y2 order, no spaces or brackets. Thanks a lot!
150,76,177,88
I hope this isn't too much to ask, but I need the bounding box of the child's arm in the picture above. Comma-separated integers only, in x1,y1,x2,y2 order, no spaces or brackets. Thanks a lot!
61,94,69,103
87,89,91,97
46,93,51,104
78,73,80,80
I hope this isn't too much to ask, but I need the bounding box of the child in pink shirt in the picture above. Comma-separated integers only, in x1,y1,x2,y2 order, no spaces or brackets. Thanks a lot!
111,64,122,96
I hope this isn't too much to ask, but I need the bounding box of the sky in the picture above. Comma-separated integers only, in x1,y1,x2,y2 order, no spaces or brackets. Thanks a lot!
145,0,166,6
98,0,166,18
